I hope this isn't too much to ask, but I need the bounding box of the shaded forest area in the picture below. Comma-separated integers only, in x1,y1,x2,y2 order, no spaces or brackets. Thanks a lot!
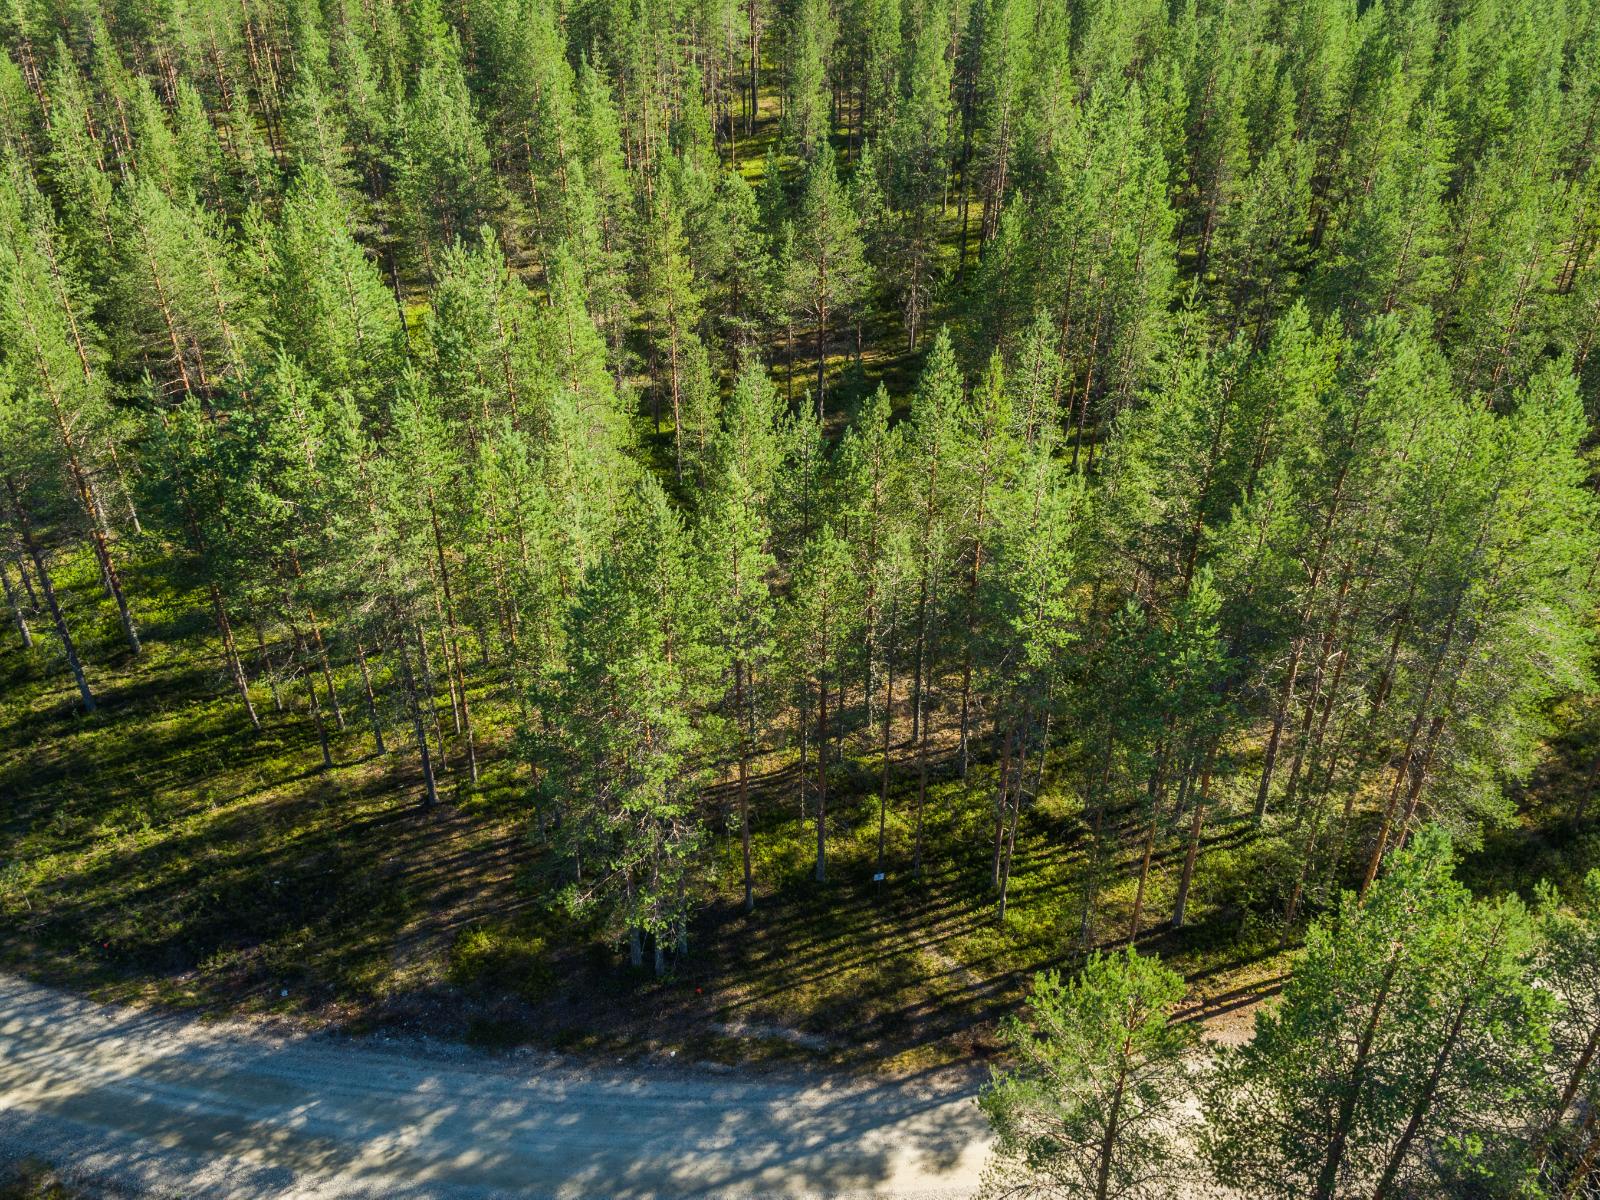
0,0,1598,1112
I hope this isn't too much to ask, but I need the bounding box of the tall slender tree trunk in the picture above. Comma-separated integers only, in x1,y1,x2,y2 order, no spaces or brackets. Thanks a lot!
7,478,93,712
1256,439,1369,821
303,608,345,731
797,682,810,822
355,640,387,755
1559,1107,1599,1200
913,701,931,875
1255,646,1303,824
11,549,37,609
815,674,829,882
429,489,476,782
415,622,448,769
998,736,1027,922
294,626,332,769
1316,952,1402,1200
1,555,32,648
1128,816,1157,944
736,658,754,912
1079,741,1113,949
210,581,259,729
1541,1021,1600,1166
394,623,439,808
1093,1055,1130,1200
875,623,895,877
1171,747,1218,929
255,622,283,713
1369,921,1506,1200
7,236,140,655
991,726,1015,890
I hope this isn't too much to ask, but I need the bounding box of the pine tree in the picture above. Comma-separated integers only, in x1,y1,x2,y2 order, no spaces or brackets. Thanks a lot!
981,949,1196,1200
883,6,951,349
111,176,260,404
700,170,773,350
639,175,705,482
783,521,859,882
785,141,869,420
389,2,500,275
952,349,1015,774
696,361,784,910
539,476,713,971
901,328,962,868
780,0,834,161
468,0,585,267
41,42,117,279
0,361,96,711
981,423,1085,918
270,167,402,417
1535,871,1600,1192
970,0,1030,251
1203,829,1554,1200
0,164,140,654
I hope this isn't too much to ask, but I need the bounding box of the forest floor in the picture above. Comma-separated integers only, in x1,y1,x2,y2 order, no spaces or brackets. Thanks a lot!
0,548,1349,1075
6,546,1590,1077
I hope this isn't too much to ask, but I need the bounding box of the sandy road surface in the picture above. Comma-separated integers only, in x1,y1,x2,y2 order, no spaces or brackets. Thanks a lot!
0,974,990,1198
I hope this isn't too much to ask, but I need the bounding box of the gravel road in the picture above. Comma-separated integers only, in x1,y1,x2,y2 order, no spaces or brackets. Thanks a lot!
0,973,990,1199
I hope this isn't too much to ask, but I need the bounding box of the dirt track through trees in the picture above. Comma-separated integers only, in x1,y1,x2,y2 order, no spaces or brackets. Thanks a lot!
0,974,990,1198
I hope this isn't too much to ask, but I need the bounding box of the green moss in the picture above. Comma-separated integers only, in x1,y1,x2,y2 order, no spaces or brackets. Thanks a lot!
449,924,553,1001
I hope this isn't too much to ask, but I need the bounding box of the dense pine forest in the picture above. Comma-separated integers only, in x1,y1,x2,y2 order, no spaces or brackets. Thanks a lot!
1,0,1600,1192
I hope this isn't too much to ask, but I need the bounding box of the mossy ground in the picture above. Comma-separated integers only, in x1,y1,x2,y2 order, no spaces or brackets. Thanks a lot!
0,1161,81,1200
5,537,1592,1072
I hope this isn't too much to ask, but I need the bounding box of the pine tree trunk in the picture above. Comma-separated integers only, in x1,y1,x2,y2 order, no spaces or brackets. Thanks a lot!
1255,643,1303,823
1362,706,1444,896
991,726,1015,890
429,489,476,782
997,736,1027,922
211,582,259,728
394,623,440,808
1093,1056,1130,1200
1257,439,1369,821
910,574,929,744
294,627,332,769
0,555,32,648
355,640,387,755
1079,740,1115,949
306,610,345,731
1369,922,1506,1200
875,632,894,877
1128,816,1157,944
959,479,989,779
913,694,932,875
736,658,754,913
415,622,449,769
1316,951,1402,1200
1559,1107,1599,1200
11,548,38,609
815,674,828,883
815,300,828,421
7,478,93,712
12,284,141,655
105,441,141,535
431,592,463,735
1538,1020,1600,1169
1171,748,1217,929
256,622,284,713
